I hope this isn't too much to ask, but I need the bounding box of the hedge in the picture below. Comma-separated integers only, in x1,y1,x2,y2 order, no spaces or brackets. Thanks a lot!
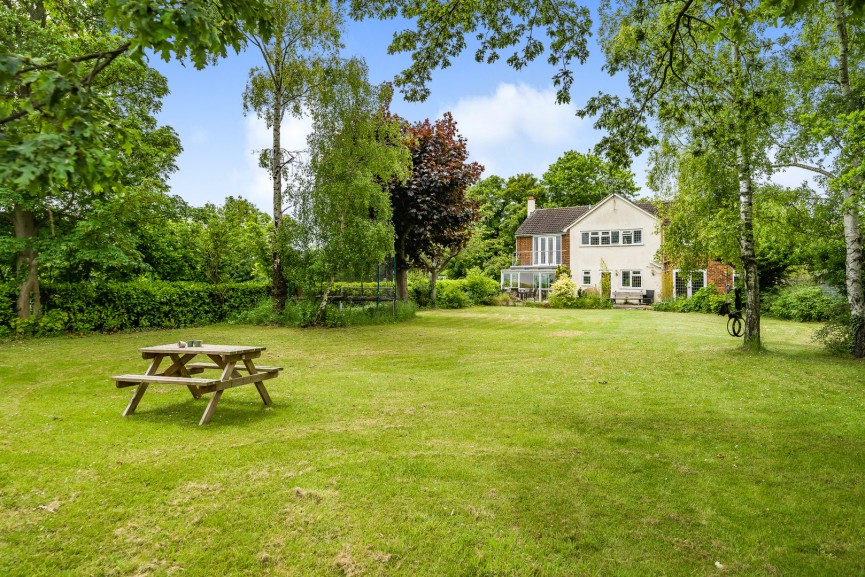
2,281,270,337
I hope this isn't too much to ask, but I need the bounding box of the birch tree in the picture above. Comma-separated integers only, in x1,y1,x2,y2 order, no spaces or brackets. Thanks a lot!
582,0,783,351
773,0,865,357
243,0,343,311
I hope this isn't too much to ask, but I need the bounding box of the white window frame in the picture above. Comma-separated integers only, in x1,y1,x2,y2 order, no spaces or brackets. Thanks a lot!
621,270,642,289
533,235,560,265
673,269,707,298
582,270,592,285
579,229,644,246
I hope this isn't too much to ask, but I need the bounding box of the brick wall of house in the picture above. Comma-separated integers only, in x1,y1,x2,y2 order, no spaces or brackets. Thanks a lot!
562,233,570,268
707,260,734,293
517,236,532,265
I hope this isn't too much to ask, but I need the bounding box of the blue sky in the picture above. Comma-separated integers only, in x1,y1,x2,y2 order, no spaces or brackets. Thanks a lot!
150,8,811,212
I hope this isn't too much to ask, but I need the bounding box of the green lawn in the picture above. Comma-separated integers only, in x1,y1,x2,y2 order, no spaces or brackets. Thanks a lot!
1,307,863,576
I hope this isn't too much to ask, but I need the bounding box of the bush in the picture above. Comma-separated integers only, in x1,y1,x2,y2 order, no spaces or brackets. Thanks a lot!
408,277,431,308
464,268,500,305
768,284,841,322
435,280,471,309
653,299,685,312
548,275,580,308
3,281,271,337
490,292,514,306
688,284,727,314
812,302,853,355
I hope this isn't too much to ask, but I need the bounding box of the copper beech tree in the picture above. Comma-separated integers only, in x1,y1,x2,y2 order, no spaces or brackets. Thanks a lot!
387,112,483,302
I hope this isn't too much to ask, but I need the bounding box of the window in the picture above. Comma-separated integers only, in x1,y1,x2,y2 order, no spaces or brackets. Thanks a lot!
582,270,591,285
533,235,560,265
673,270,707,298
579,229,644,246
621,270,642,288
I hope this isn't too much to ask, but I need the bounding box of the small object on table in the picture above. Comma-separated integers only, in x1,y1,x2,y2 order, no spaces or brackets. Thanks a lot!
112,344,283,425
191,339,203,347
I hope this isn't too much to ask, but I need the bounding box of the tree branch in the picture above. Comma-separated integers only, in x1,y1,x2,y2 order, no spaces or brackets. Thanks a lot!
771,162,837,179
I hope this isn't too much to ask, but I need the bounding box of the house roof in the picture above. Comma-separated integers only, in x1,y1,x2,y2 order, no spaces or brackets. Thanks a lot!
516,206,591,235
516,195,665,236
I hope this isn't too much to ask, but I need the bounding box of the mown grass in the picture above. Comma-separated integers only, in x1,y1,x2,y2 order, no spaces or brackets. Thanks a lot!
1,307,863,576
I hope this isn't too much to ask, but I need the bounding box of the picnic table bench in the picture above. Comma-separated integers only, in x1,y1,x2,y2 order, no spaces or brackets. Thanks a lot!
113,344,282,425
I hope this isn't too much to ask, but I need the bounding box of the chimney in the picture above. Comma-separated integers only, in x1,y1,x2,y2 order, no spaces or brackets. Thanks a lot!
527,195,536,216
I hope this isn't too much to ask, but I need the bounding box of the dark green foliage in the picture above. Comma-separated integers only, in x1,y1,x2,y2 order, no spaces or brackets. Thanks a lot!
408,277,431,308
2,281,269,336
766,285,843,322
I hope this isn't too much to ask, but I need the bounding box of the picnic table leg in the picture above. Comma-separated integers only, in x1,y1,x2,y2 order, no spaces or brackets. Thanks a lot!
123,383,149,416
199,389,223,425
123,354,163,416
168,353,201,399
243,358,273,406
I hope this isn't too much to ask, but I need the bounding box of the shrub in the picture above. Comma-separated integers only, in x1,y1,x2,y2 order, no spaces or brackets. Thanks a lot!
408,277,431,308
653,299,684,313
490,292,514,306
689,284,727,314
768,285,840,322
436,280,470,309
576,293,614,309
812,302,853,355
3,281,270,337
548,275,580,308
464,268,500,305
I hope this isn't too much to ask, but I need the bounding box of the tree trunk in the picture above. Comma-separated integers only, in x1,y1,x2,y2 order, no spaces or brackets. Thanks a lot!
395,235,409,301
730,38,761,352
311,281,333,326
835,0,865,357
736,147,761,351
429,268,438,308
13,205,41,320
270,95,287,312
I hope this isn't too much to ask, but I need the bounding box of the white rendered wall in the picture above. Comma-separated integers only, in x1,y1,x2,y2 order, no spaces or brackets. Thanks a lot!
567,196,662,296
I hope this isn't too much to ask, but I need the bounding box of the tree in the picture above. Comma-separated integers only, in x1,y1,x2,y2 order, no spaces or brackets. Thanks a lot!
583,0,784,351
772,0,865,357
653,147,814,291
387,112,483,301
347,0,593,104
1,2,181,318
197,197,271,285
542,150,637,207
290,64,411,323
243,0,344,311
0,0,270,193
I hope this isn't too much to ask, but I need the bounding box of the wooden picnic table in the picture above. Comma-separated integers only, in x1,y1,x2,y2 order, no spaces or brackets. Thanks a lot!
113,344,282,425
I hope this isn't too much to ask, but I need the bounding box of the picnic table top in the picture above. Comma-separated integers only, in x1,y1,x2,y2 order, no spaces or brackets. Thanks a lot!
138,344,266,356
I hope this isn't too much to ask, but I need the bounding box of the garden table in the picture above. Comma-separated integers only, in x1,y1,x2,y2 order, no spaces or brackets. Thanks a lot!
112,344,282,425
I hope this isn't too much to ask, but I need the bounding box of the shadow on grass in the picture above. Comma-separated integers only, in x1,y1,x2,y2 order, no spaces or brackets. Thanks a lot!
125,396,278,428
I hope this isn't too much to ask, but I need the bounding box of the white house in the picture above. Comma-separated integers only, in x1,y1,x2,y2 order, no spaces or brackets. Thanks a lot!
500,194,733,302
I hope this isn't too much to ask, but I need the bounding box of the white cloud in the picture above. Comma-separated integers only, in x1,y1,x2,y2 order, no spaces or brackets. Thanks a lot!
440,83,594,179
234,114,313,211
